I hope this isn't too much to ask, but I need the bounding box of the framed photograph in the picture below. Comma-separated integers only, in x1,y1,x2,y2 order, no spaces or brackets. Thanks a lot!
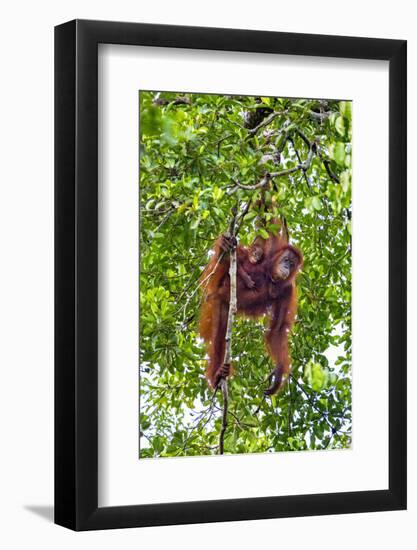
55,20,406,531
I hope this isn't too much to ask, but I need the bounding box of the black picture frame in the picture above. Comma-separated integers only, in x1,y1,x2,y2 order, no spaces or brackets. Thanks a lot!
55,19,407,531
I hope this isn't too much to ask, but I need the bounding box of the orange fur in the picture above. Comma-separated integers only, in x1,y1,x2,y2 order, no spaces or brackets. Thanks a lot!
199,221,303,393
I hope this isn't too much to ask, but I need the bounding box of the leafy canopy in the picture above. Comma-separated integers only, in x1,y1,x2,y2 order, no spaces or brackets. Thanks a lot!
139,92,352,457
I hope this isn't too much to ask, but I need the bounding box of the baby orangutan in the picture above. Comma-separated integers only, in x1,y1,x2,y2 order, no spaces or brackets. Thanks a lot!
219,235,266,291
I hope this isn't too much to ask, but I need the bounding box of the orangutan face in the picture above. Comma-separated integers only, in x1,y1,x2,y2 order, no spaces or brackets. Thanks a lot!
248,245,264,264
272,248,300,281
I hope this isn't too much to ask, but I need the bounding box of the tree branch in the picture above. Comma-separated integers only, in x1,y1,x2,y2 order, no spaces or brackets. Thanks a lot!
229,133,315,193
320,154,340,183
219,379,229,454
246,111,287,135
218,207,238,454
218,197,253,454
288,136,311,191
269,145,314,179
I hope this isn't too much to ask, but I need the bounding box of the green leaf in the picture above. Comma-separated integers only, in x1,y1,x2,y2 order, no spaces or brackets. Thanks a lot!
335,116,345,137
340,170,351,193
333,142,346,166
267,223,280,235
311,196,323,211
190,217,200,230
340,101,352,119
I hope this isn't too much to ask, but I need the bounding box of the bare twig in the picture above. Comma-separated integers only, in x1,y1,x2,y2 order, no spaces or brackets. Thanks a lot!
216,133,234,157
174,252,224,320
288,137,312,191
246,111,287,135
218,206,239,454
235,198,253,233
309,110,333,121
229,180,265,191
176,394,218,456
295,129,311,149
216,195,254,454
253,394,266,415
219,379,229,454
287,379,293,437
151,208,175,238
320,155,340,183
229,173,271,192
269,146,314,178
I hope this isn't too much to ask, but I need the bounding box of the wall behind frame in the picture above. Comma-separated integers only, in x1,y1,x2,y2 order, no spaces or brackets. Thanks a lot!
0,0,414,548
